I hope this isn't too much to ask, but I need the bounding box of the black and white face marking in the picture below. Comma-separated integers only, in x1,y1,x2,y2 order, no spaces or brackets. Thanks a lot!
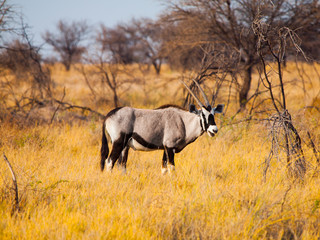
190,104,224,137
201,106,218,137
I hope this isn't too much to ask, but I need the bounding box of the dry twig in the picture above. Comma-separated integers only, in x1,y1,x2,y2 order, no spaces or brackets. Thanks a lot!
3,153,19,213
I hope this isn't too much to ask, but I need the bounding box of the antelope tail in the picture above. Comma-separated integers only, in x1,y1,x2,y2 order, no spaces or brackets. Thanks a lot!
100,121,109,171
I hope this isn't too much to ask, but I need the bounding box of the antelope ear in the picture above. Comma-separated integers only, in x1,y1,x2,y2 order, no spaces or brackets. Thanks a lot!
214,104,224,114
189,104,199,114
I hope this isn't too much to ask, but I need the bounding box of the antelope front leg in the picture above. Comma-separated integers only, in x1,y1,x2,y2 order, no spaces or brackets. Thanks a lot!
161,150,168,174
106,142,125,172
162,147,175,174
167,148,175,173
117,146,129,173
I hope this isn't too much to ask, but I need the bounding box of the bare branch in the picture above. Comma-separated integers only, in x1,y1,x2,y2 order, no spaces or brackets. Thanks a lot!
50,87,66,124
3,153,19,213
52,99,105,119
307,131,320,165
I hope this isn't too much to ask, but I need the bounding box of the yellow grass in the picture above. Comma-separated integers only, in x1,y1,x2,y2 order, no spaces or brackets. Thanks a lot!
0,63,320,239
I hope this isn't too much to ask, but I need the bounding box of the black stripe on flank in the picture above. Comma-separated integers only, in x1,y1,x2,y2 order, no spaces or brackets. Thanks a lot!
132,133,163,150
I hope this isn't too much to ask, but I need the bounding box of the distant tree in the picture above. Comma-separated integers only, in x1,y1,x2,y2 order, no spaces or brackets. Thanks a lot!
97,19,166,74
43,20,89,71
96,24,137,64
0,32,52,99
164,0,320,109
0,0,13,34
292,1,320,62
78,25,137,108
127,18,165,74
0,39,40,75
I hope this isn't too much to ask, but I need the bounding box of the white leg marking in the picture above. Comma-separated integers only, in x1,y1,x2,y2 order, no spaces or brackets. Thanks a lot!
106,160,113,172
161,167,168,175
168,164,175,174
119,165,127,174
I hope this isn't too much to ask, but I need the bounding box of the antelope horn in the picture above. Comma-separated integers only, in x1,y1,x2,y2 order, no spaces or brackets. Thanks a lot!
192,79,210,107
180,79,204,108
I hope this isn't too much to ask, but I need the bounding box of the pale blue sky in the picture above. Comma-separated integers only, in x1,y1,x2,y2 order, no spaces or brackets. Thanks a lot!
11,0,166,45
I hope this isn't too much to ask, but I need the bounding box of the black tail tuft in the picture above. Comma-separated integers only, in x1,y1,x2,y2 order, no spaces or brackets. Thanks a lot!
100,121,109,171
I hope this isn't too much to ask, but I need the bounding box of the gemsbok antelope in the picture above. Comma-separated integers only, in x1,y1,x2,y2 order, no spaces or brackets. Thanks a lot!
100,79,224,173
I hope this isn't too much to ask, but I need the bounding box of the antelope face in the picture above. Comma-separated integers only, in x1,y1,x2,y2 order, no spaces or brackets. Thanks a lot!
191,104,224,137
202,106,218,137
182,78,224,137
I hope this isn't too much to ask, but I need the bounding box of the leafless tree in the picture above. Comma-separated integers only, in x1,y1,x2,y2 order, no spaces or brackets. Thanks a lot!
160,17,205,71
96,19,166,74
43,20,89,71
0,0,15,34
127,18,165,74
0,32,103,123
0,5,103,123
180,44,232,109
0,20,57,124
286,0,320,62
96,23,137,65
253,18,307,179
164,0,320,109
78,25,137,108
1,25,52,97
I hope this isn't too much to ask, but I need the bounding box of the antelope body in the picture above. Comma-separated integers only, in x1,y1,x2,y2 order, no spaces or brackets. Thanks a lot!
100,80,224,173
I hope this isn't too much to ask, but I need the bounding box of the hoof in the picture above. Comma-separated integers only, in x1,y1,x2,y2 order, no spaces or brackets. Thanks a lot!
168,165,175,174
161,167,168,175
106,161,113,172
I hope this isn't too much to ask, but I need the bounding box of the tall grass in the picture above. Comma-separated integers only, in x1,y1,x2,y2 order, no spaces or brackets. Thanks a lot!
0,63,320,239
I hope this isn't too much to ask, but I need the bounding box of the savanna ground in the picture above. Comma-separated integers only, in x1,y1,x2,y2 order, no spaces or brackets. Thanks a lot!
1,63,320,239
